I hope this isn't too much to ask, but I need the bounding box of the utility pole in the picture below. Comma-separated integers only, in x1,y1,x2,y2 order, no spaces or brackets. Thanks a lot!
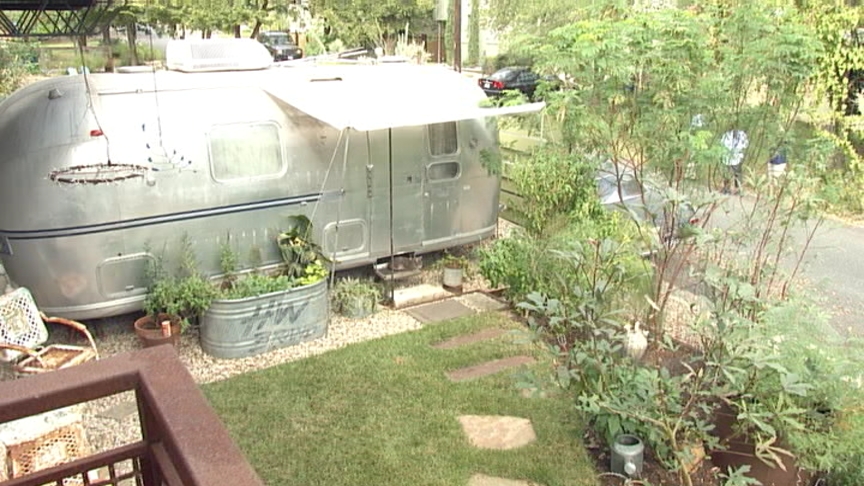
453,0,461,72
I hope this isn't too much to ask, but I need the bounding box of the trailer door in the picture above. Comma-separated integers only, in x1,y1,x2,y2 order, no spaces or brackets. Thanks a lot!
387,126,425,250
423,122,461,243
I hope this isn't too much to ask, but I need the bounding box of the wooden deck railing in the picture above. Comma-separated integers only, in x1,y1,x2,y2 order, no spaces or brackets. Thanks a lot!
0,345,264,486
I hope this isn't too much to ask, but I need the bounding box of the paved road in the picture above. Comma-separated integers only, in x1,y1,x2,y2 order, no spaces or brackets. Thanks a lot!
799,217,864,336
711,196,864,337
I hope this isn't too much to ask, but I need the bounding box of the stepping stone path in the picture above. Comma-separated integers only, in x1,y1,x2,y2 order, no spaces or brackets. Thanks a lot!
468,474,542,486
429,310,544,486
392,284,453,309
406,299,476,324
446,355,535,382
432,328,507,350
458,415,537,450
459,293,509,312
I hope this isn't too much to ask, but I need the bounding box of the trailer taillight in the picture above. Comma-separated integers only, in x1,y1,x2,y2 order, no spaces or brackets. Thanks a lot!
89,129,104,137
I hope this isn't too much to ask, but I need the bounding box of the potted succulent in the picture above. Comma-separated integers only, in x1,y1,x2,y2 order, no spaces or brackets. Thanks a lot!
330,277,382,319
199,216,330,359
439,251,470,290
135,235,216,348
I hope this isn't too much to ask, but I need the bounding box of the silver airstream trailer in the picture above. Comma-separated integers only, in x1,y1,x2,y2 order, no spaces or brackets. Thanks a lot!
0,39,542,319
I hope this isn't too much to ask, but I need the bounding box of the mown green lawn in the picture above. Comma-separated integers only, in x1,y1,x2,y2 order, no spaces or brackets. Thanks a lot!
203,313,598,486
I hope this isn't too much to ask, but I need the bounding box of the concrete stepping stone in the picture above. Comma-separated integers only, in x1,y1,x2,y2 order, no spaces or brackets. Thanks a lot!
460,292,509,312
447,355,535,382
392,284,452,309
432,328,507,350
458,415,537,450
468,474,542,486
405,299,476,324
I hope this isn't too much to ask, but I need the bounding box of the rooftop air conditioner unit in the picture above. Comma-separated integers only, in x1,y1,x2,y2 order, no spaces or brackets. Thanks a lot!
166,38,272,73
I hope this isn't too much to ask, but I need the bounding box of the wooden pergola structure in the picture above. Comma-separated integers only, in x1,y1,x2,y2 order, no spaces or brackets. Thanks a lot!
0,0,120,37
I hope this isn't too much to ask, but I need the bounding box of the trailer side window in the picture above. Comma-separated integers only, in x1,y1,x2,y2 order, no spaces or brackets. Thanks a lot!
428,122,458,156
427,161,460,181
209,122,285,181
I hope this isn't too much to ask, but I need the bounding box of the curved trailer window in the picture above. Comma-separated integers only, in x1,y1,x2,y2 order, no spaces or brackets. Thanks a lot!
208,122,285,181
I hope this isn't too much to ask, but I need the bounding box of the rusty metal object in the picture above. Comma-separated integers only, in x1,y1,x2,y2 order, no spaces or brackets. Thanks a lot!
0,346,264,486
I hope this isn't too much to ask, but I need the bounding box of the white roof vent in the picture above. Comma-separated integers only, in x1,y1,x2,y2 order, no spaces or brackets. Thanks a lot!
166,38,272,73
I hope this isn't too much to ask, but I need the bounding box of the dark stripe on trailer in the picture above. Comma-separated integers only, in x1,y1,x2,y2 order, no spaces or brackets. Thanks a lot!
1,193,323,240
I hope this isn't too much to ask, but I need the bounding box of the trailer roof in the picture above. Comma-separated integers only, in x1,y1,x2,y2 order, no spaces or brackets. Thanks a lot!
263,65,545,131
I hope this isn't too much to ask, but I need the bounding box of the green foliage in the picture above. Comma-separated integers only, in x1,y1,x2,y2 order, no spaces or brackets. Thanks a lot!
310,0,435,49
482,0,597,37
277,215,325,280
478,217,649,308
215,221,327,301
520,282,864,486
518,5,820,183
437,251,469,270
219,240,239,277
718,465,762,486
506,146,603,236
297,260,328,286
143,234,217,330
466,0,480,67
476,233,538,301
479,148,503,176
0,40,38,97
330,277,382,317
476,3,864,484
220,273,294,300
481,51,534,74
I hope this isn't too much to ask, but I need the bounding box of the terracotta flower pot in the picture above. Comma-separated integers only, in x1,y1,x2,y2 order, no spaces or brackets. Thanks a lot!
134,313,181,348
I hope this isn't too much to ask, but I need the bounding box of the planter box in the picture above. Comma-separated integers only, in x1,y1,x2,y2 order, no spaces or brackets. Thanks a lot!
200,279,328,359
710,404,812,486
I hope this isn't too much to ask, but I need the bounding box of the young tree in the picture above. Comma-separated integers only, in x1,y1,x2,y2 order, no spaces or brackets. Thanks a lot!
517,3,821,330
309,0,436,49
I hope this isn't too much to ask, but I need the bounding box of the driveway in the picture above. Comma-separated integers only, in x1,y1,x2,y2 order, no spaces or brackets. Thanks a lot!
710,196,864,336
798,217,864,336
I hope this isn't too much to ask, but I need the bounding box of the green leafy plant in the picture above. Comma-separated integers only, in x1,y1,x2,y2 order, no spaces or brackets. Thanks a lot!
479,3,864,485
278,215,327,280
143,234,217,330
330,277,381,318
438,251,469,270
215,219,328,301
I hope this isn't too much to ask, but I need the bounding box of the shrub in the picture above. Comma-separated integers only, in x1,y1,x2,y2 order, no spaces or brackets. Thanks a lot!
481,51,534,74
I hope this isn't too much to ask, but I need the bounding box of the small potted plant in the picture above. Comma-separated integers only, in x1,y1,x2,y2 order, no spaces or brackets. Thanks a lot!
135,235,216,348
439,251,470,290
330,277,381,319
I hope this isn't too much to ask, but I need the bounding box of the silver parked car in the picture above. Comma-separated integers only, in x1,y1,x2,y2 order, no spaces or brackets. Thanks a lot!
597,163,698,242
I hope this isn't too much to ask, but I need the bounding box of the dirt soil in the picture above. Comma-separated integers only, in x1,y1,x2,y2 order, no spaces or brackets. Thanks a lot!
586,427,722,486
583,343,723,486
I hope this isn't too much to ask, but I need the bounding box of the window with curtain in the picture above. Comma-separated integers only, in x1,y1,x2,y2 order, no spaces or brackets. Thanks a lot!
209,122,285,181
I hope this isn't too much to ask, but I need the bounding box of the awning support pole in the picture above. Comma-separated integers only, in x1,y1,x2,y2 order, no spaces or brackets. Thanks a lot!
388,127,396,304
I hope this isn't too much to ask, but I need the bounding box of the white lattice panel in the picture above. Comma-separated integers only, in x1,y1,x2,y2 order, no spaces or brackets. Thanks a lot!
0,288,48,361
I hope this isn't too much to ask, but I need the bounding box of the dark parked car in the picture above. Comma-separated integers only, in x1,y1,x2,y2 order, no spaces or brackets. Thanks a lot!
257,31,303,61
478,67,542,98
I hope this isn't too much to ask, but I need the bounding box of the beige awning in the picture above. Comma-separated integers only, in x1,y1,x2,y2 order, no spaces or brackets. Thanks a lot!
265,64,545,131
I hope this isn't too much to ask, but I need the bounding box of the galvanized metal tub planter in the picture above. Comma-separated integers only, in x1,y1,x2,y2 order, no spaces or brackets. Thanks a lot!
200,279,328,359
